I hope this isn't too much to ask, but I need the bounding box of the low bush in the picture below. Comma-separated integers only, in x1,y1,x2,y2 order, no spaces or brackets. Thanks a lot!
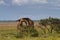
54,25,60,33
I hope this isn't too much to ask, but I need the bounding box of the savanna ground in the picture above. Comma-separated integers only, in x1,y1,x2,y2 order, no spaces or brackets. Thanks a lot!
0,21,60,40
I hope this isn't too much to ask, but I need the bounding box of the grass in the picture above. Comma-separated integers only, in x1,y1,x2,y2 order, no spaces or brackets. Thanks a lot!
0,22,60,40
0,30,60,40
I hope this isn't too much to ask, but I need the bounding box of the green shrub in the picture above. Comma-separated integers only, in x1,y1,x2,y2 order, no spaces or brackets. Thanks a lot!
30,29,39,37
54,25,60,33
15,32,24,38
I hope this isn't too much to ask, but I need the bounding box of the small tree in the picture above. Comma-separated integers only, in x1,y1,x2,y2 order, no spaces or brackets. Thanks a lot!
39,17,60,33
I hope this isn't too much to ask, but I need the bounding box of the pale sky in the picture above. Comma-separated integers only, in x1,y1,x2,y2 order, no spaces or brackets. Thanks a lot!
0,0,60,20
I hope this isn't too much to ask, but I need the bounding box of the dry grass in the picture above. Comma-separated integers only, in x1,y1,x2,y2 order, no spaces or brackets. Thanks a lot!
0,22,17,30
0,22,60,40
